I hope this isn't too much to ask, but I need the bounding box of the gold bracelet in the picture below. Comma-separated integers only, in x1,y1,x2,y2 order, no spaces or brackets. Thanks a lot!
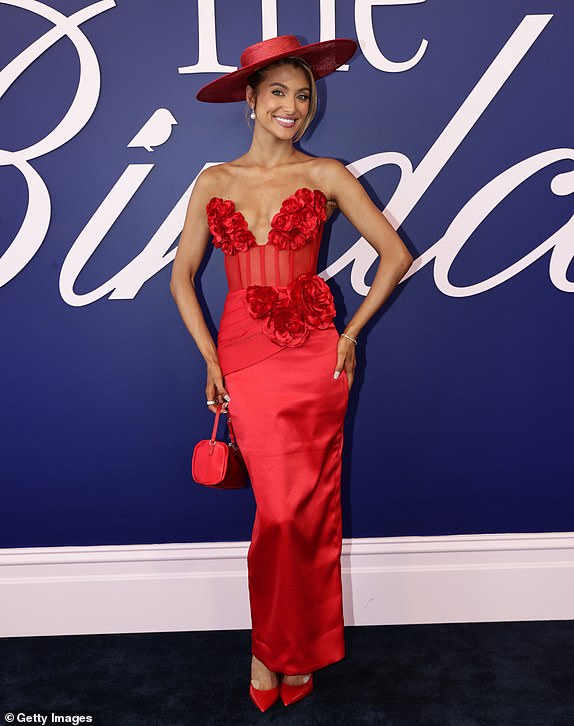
340,332,357,345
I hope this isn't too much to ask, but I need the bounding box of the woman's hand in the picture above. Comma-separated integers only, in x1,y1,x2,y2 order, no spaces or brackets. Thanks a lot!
334,335,356,390
206,361,231,414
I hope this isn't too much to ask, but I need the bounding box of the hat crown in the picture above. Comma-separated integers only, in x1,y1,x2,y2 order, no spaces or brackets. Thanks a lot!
240,35,303,70
196,35,357,103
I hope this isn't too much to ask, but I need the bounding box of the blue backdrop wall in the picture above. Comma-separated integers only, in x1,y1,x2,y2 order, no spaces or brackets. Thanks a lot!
2,0,573,548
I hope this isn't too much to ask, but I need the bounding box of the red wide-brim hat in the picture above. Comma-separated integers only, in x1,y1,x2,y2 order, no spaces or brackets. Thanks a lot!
196,35,358,103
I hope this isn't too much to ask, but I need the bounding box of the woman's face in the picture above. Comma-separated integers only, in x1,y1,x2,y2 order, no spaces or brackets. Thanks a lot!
247,64,311,141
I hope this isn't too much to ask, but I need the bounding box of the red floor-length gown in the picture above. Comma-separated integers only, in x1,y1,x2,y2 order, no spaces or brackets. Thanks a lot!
207,187,349,675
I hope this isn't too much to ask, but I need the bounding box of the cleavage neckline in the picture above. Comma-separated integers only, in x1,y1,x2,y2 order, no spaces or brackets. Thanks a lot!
211,187,325,248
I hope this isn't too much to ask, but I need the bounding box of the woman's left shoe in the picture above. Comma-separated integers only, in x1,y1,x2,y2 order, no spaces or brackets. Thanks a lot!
280,673,314,706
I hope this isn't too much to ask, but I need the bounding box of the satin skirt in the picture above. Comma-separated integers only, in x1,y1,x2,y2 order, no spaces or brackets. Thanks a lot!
217,287,349,675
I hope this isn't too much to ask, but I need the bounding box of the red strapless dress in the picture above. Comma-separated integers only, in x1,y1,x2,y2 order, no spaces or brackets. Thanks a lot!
208,187,349,675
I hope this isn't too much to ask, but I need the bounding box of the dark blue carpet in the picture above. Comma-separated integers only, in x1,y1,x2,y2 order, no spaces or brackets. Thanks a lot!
1,621,573,725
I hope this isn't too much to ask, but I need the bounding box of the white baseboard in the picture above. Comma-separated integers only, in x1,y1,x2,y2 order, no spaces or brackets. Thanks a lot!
1,533,573,638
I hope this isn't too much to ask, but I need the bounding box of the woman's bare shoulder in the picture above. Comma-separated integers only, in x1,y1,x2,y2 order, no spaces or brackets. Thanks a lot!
309,155,349,177
302,156,354,206
196,162,229,191
302,156,349,186
195,157,247,196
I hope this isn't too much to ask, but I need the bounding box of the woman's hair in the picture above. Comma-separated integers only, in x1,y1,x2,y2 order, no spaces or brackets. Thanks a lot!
246,57,318,143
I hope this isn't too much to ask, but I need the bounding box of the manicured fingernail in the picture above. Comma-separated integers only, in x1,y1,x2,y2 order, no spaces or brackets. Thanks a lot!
224,394,231,401
333,371,340,379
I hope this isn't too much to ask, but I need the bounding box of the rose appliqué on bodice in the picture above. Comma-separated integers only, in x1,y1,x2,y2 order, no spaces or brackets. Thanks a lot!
206,187,328,254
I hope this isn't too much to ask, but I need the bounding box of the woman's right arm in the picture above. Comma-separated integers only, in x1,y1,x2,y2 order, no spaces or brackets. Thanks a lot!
169,169,230,413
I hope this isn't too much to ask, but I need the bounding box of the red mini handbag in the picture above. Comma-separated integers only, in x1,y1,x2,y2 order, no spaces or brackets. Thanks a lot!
191,404,247,489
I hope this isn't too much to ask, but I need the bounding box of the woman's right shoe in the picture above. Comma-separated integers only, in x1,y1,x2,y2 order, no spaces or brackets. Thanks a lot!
249,679,280,712
280,673,314,706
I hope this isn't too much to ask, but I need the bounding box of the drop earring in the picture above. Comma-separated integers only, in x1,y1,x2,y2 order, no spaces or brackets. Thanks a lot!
250,106,256,120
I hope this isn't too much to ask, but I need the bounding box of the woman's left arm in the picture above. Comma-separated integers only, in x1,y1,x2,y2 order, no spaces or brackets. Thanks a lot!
321,159,414,387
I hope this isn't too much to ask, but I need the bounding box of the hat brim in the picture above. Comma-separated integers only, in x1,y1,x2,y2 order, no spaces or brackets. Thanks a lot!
195,38,358,103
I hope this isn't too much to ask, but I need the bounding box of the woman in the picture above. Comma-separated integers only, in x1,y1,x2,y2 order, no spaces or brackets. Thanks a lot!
170,35,413,711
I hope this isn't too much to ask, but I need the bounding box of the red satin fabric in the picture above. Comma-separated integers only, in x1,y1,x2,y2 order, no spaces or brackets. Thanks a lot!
212,188,349,674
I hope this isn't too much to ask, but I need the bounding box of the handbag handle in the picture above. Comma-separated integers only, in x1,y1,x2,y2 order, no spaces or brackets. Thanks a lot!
209,403,238,447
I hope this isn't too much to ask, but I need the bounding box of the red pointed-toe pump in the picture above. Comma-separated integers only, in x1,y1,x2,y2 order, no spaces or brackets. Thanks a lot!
249,679,280,712
280,673,314,706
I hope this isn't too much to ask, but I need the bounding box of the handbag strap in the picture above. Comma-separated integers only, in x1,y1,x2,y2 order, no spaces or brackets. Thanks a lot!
209,403,238,447
225,410,238,446
209,405,223,444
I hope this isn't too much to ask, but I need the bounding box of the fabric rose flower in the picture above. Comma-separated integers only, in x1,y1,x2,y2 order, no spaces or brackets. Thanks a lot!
314,191,328,222
205,197,255,255
267,229,292,250
281,195,305,214
206,197,233,223
268,188,327,250
222,212,247,232
299,206,319,233
289,229,308,250
295,188,315,206
271,212,297,233
228,228,253,253
217,237,235,255
264,298,309,348
244,285,279,318
288,272,336,329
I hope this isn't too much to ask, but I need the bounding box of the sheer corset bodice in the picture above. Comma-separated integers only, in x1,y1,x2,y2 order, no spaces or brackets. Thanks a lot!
206,187,328,292
220,228,323,291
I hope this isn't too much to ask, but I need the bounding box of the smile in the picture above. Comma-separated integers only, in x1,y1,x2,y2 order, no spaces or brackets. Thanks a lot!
273,116,297,127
